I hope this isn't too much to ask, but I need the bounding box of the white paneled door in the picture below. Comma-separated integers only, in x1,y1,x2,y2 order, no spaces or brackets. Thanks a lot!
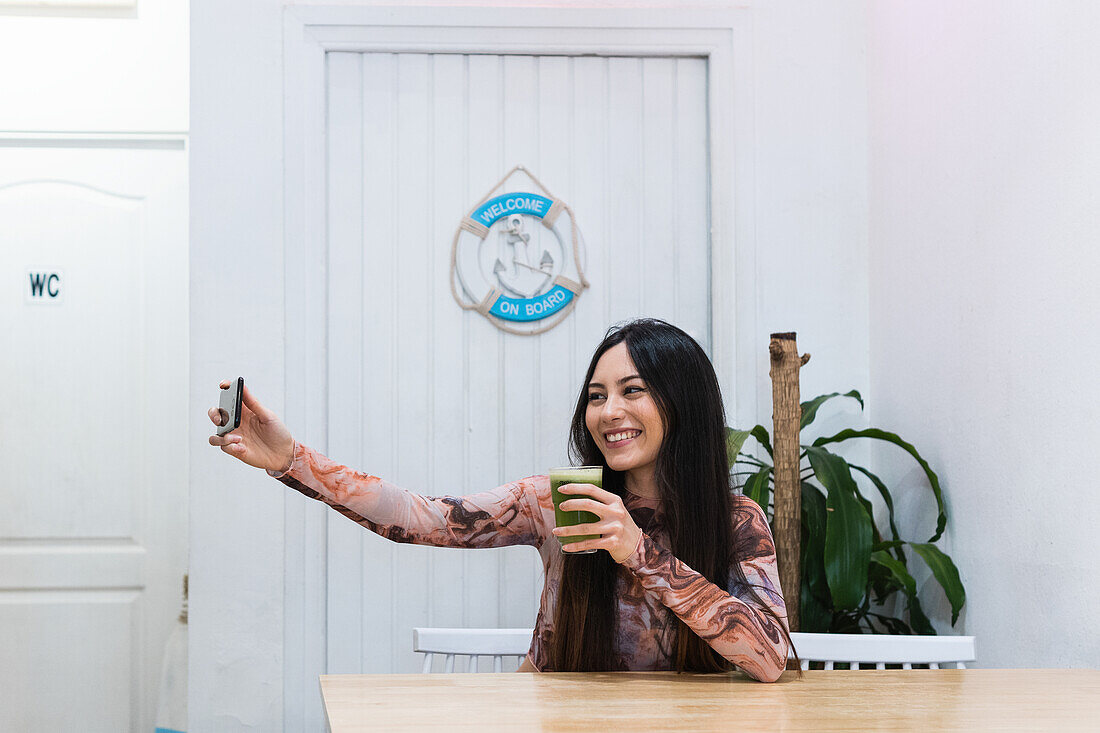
0,144,188,732
322,52,710,674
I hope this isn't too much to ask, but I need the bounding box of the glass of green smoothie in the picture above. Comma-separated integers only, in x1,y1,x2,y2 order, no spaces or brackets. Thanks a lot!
549,466,603,554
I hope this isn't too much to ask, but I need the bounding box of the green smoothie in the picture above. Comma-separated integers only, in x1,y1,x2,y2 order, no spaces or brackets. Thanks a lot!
549,466,603,554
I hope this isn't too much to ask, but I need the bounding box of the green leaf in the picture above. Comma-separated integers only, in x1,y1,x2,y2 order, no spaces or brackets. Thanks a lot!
806,447,872,611
801,482,828,557
911,543,966,626
799,482,833,632
800,575,834,633
867,555,897,605
829,611,864,634
849,464,903,559
725,428,751,465
812,428,947,543
800,390,864,430
742,467,772,517
870,614,913,635
750,424,773,458
870,550,916,597
906,592,935,635
856,494,884,546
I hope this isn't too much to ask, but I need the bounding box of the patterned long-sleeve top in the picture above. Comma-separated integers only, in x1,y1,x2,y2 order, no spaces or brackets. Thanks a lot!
271,441,790,682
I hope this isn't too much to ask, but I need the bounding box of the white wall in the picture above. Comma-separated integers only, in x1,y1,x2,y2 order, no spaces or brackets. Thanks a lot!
0,2,187,132
869,1,1100,666
749,0,870,420
189,0,287,728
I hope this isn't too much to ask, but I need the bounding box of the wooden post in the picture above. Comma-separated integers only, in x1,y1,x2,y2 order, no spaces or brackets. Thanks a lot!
770,332,809,633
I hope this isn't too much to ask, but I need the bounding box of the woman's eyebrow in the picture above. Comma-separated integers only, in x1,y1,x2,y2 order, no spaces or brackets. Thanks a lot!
588,375,643,389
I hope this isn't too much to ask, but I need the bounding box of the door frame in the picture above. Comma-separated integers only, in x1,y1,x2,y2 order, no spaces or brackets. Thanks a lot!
280,4,757,725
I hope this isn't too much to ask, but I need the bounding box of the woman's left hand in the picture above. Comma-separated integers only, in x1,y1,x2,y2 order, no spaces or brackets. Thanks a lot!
552,484,643,563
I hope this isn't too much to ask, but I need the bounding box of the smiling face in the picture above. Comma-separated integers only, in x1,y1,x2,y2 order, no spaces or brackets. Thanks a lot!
584,342,666,480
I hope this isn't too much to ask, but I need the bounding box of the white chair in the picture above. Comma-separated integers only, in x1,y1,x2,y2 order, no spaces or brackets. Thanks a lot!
413,628,977,673
413,627,532,673
789,632,976,670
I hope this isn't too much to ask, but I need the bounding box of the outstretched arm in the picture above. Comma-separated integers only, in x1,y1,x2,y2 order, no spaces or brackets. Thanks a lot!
207,380,549,549
620,496,790,682
272,441,549,549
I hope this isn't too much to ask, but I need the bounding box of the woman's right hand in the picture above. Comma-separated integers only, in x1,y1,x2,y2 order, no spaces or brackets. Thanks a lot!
208,380,295,473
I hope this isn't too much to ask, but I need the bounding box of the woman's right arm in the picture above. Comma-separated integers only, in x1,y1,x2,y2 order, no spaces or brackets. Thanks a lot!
272,440,547,549
208,380,549,550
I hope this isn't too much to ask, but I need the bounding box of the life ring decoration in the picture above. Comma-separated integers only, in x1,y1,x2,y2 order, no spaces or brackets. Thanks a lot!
450,165,589,336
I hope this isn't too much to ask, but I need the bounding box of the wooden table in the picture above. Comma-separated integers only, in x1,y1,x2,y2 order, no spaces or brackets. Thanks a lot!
320,669,1100,731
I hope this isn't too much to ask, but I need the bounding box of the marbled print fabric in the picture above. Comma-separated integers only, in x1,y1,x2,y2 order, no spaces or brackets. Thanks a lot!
273,441,789,681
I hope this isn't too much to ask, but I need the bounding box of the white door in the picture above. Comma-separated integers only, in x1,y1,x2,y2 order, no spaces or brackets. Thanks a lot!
0,145,188,732
323,52,710,673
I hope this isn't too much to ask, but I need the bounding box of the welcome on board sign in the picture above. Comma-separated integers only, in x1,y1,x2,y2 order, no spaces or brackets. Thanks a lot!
450,167,589,336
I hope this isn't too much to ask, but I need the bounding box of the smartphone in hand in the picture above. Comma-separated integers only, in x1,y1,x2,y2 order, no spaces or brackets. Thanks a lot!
217,377,244,436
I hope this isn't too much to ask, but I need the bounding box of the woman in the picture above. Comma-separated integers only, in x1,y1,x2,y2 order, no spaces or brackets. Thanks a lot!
209,318,793,680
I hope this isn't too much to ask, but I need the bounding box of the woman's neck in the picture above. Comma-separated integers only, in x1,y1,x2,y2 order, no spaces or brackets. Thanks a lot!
624,465,660,499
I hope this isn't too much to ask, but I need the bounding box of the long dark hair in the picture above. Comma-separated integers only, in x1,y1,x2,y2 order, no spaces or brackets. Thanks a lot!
549,318,796,673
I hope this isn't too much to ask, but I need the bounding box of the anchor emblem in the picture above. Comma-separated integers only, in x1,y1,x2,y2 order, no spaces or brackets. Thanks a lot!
492,214,554,298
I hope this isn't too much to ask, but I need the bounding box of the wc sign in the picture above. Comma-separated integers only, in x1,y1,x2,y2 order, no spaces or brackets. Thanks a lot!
25,269,64,304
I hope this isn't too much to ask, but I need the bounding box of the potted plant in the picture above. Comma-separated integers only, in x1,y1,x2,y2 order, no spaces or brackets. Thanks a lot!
727,391,965,635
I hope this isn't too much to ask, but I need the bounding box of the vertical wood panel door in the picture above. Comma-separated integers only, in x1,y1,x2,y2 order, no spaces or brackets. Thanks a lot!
324,53,709,673
0,146,188,731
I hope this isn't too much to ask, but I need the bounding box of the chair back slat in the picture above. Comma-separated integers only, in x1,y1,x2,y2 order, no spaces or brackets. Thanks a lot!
413,628,976,673
413,628,532,655
414,628,532,673
789,632,976,670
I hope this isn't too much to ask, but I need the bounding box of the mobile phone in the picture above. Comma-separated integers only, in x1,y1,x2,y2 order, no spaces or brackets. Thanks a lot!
217,377,244,436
